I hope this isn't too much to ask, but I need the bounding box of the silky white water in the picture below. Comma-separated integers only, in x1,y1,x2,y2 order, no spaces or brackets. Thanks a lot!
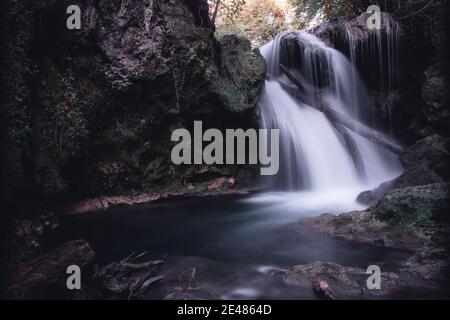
251,31,402,214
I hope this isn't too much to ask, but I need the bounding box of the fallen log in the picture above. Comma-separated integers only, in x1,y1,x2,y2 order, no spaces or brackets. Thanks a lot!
278,80,366,176
7,240,95,299
332,123,367,178
279,64,404,154
280,64,308,94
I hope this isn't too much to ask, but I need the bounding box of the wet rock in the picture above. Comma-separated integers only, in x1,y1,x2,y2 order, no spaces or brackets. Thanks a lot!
283,262,361,299
393,135,450,188
357,179,396,206
301,210,423,251
283,261,448,299
301,183,450,280
305,183,449,251
7,240,95,299
310,12,397,49
373,183,450,225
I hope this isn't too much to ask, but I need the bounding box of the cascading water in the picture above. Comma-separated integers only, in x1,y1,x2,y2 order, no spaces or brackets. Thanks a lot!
254,30,402,212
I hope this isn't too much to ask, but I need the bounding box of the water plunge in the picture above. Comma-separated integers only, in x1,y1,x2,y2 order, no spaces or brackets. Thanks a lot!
258,31,402,203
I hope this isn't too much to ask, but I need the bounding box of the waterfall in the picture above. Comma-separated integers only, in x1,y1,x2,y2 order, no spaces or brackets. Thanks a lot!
258,31,402,194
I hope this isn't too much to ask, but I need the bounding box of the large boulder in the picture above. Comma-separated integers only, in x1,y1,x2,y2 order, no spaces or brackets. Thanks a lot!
373,183,450,225
306,183,449,249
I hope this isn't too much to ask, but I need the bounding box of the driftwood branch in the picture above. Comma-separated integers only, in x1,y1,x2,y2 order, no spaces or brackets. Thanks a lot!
279,64,404,154
332,123,367,178
211,0,221,24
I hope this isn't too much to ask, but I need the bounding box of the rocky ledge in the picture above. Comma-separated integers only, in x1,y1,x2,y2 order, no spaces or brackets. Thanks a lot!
64,176,259,214
276,183,449,299
299,183,450,282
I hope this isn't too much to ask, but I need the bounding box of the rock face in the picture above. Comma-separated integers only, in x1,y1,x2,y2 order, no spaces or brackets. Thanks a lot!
0,0,266,200
394,0,449,141
393,134,450,189
7,240,95,299
422,63,449,130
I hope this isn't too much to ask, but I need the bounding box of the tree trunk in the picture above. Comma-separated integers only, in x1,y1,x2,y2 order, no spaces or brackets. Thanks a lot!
212,0,221,24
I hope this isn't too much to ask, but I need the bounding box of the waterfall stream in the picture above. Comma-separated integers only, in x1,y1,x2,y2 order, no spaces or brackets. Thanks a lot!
256,31,402,210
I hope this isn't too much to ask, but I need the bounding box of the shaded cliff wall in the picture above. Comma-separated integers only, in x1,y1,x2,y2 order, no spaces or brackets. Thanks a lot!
0,0,266,203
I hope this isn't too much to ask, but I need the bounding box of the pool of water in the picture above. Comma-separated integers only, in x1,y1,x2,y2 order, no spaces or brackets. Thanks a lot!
50,193,411,299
